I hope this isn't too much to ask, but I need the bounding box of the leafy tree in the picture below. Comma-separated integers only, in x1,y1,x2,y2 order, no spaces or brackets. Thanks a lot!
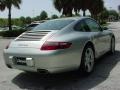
25,17,32,24
20,16,25,25
0,18,7,26
51,14,58,19
98,8,109,24
33,16,40,21
99,8,109,20
108,10,119,20
12,18,22,26
40,11,48,20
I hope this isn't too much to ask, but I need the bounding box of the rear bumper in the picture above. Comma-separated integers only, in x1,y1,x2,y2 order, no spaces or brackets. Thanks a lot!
3,48,81,73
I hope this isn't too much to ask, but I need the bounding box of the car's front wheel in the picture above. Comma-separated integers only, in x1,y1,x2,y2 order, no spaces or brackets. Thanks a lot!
80,45,95,75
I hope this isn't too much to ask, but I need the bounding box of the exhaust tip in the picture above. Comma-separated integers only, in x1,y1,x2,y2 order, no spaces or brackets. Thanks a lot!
37,69,49,74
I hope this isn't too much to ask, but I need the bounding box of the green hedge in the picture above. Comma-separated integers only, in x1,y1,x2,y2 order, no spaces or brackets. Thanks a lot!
0,29,26,37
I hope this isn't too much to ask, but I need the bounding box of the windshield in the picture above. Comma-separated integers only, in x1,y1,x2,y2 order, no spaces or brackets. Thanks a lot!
33,19,75,30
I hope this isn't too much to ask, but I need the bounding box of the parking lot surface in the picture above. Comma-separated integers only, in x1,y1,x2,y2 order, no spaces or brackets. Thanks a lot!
0,22,120,90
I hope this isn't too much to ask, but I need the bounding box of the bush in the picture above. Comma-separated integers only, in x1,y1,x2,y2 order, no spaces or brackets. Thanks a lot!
100,20,107,25
0,29,26,37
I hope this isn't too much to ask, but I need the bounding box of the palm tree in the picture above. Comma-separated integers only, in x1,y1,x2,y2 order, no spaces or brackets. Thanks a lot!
73,0,81,16
81,0,88,16
0,0,6,11
4,0,22,30
53,0,74,17
53,0,104,17
89,0,104,19
81,0,99,16
53,0,62,13
53,0,94,16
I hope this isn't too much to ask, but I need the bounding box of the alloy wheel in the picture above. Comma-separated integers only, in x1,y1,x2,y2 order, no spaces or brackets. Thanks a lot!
84,48,94,73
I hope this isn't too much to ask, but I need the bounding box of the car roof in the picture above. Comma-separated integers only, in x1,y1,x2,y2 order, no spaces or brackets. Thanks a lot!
49,17,91,21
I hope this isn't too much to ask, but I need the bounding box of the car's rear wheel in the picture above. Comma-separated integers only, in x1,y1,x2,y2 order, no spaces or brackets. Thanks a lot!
110,37,115,54
80,45,95,75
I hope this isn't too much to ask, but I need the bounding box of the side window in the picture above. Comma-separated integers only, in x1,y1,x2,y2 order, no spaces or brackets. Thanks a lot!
85,19,101,32
74,20,89,32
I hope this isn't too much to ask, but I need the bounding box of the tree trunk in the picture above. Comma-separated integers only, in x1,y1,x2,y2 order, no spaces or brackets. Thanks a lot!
8,6,12,31
83,10,86,16
75,11,78,16
69,11,72,17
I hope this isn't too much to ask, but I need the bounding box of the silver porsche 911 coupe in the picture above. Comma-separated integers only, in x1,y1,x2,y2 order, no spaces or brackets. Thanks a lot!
3,17,115,75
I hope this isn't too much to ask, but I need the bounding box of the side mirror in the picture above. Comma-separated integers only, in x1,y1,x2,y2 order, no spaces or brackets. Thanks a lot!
102,26,108,30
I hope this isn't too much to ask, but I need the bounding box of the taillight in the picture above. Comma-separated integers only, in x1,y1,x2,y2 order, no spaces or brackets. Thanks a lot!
41,41,72,50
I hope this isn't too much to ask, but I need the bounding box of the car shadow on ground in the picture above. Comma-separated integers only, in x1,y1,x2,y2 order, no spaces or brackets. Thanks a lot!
12,51,120,90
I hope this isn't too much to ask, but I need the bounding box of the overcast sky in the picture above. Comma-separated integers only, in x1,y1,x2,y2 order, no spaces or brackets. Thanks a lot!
0,0,120,18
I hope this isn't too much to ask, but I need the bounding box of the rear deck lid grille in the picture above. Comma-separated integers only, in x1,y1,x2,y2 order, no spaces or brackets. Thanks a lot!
16,31,51,41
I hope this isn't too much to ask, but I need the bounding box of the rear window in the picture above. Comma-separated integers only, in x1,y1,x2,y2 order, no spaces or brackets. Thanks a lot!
33,19,75,30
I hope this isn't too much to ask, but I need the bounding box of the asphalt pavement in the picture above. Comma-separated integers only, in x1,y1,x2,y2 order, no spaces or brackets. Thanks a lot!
0,22,120,90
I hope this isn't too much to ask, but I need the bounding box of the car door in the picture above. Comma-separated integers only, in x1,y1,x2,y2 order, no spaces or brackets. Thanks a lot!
85,18,110,57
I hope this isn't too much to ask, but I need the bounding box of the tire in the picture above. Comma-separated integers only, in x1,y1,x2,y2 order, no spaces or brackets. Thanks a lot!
110,37,115,54
80,45,95,76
